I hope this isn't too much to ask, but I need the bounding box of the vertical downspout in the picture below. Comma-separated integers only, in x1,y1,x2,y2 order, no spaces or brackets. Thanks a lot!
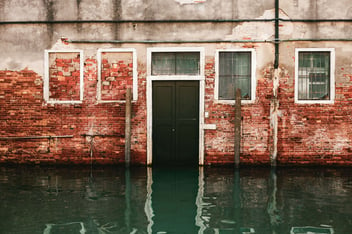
274,0,279,69
271,0,280,167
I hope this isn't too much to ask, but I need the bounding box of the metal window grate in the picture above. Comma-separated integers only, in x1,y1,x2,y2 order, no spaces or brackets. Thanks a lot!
219,52,251,100
298,52,330,100
151,52,200,75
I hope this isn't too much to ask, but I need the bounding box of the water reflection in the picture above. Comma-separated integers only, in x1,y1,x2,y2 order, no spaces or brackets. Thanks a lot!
0,166,351,233
150,167,199,233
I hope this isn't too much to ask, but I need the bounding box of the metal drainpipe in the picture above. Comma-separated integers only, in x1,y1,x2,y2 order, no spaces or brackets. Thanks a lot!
281,38,352,42
1,18,351,25
280,18,352,22
0,19,274,25
274,0,279,69
61,38,352,44
63,38,273,44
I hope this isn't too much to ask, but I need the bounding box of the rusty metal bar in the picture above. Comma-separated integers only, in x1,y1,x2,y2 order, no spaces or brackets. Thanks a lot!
81,134,123,137
0,135,73,140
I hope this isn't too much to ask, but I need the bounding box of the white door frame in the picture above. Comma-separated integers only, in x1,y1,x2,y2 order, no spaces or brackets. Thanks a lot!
146,47,205,165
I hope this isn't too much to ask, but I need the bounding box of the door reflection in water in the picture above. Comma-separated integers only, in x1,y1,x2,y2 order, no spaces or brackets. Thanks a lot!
0,166,351,233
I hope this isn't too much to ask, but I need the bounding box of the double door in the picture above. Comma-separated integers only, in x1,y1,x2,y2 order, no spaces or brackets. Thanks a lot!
152,81,199,165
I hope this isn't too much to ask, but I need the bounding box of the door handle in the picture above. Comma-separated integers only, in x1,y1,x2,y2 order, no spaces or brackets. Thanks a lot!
172,128,175,132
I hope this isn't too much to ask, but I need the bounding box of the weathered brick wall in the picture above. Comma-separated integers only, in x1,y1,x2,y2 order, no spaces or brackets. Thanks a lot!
1,45,351,166
100,52,133,101
48,52,81,101
277,46,352,166
203,54,273,165
0,56,147,165
204,45,352,166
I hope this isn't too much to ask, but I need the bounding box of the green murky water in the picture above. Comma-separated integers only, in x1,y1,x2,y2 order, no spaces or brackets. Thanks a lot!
0,166,351,233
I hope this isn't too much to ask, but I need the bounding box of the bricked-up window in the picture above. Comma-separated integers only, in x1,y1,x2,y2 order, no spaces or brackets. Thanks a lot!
151,52,200,75
97,49,137,102
44,50,84,104
215,49,256,103
295,48,335,104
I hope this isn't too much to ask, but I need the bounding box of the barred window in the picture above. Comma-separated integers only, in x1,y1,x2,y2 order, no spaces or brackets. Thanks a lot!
151,52,200,75
297,51,330,100
218,52,252,100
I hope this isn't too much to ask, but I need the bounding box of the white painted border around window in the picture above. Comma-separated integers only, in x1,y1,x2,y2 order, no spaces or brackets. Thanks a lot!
146,47,205,165
214,48,257,104
97,48,138,103
294,48,335,104
147,47,205,78
44,49,84,104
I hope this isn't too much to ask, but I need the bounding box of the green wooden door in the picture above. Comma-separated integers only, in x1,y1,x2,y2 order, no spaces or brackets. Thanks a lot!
152,81,199,165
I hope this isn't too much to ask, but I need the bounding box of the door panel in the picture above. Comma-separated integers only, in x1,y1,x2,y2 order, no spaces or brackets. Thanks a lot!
175,82,199,164
153,81,199,165
153,83,175,164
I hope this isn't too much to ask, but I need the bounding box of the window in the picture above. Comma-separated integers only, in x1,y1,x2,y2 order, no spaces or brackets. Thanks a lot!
151,52,200,76
295,48,335,104
44,50,84,104
97,48,137,102
215,49,256,103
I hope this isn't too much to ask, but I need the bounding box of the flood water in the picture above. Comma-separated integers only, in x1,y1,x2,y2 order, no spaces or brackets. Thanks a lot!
0,166,351,234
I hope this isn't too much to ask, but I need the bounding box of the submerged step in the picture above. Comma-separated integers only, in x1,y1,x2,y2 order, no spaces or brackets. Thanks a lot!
290,226,334,234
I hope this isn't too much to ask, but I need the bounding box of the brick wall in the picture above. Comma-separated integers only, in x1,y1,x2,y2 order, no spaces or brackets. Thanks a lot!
100,52,133,101
203,56,273,165
1,46,351,166
0,55,147,165
278,63,352,166
48,52,81,101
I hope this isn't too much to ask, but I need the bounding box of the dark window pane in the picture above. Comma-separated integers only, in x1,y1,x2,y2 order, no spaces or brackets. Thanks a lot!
151,52,200,75
298,52,330,100
309,73,329,99
175,53,200,75
219,52,251,100
151,52,175,75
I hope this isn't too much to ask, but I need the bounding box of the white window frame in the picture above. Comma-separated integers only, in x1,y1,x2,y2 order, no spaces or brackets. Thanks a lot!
295,48,335,104
147,47,204,79
146,47,205,165
44,49,84,104
215,48,257,104
97,48,138,103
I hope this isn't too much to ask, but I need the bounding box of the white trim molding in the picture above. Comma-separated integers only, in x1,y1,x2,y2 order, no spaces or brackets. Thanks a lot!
97,48,138,103
294,48,335,104
146,47,205,165
214,48,257,104
44,49,84,104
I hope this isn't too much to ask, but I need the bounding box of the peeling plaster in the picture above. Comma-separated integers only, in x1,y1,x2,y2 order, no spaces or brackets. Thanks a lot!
225,9,293,40
0,57,44,76
175,0,206,5
51,38,74,50
50,38,98,58
270,68,281,166
270,98,279,165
